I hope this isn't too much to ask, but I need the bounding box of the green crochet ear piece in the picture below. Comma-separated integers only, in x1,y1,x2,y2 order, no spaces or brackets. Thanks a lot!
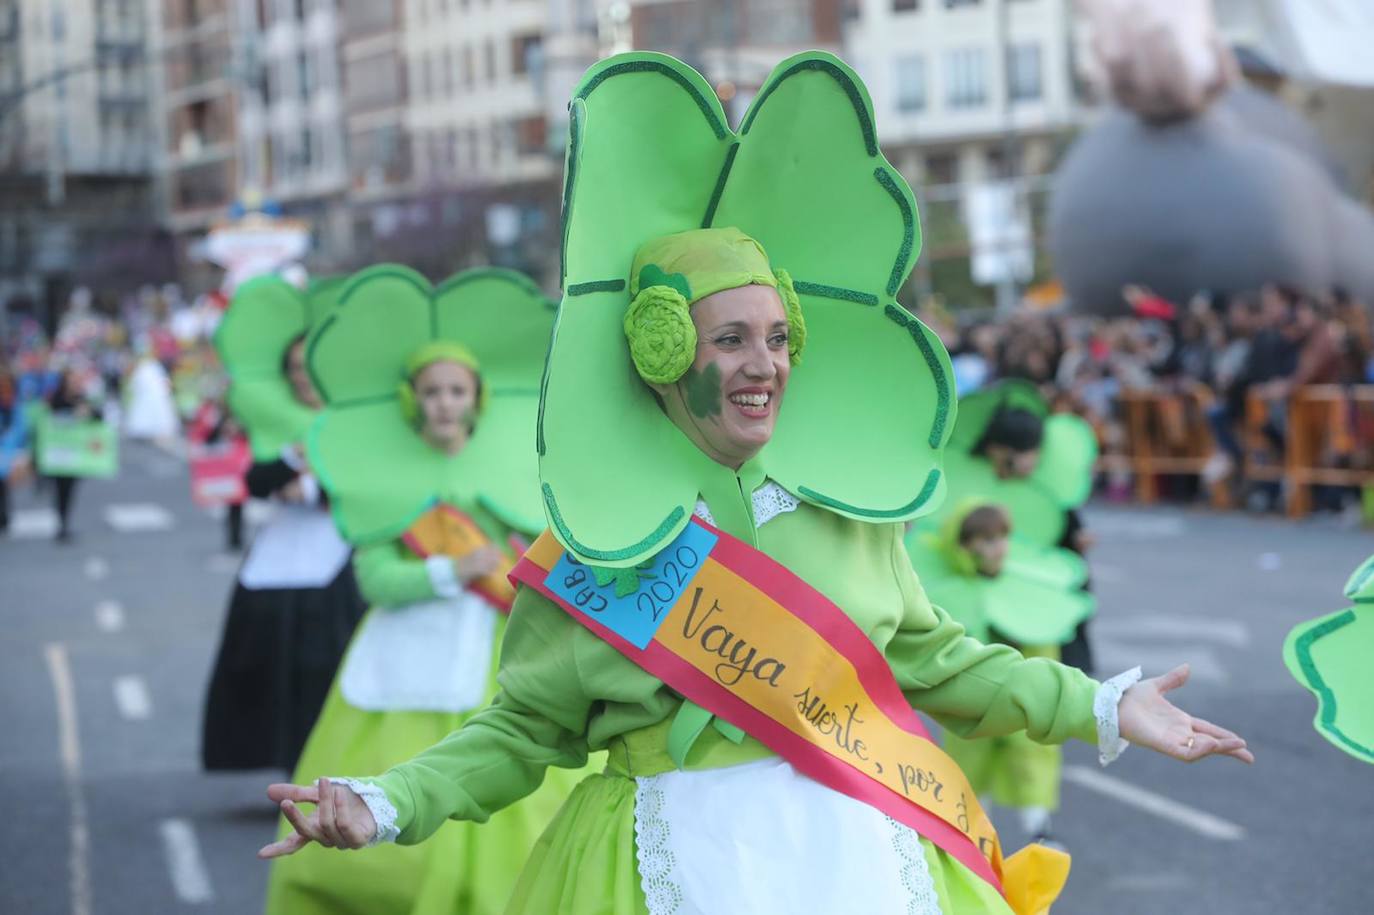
624,284,695,384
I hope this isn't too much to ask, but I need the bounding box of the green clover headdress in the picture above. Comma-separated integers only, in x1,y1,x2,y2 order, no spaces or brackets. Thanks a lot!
924,380,1099,547
1283,554,1374,764
214,275,343,460
304,266,555,545
539,50,956,566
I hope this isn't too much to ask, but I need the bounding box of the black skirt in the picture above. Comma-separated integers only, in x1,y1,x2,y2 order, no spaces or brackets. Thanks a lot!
201,562,367,771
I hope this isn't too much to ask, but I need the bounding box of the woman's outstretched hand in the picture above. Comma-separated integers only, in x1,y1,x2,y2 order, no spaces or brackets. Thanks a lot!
257,778,377,859
1118,664,1254,764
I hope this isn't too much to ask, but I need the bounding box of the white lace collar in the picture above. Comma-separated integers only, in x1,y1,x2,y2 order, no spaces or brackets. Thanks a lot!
692,481,800,529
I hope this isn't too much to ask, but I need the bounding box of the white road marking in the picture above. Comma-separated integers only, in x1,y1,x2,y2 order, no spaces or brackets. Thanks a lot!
9,507,59,538
1064,766,1246,841
44,644,92,915
93,600,125,633
83,557,109,581
104,503,175,532
1094,616,1250,648
113,675,152,720
159,818,215,904
1094,642,1229,684
1083,513,1186,538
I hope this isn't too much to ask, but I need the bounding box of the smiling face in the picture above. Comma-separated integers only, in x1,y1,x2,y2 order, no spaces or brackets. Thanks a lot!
650,284,792,470
985,442,1041,480
413,359,480,455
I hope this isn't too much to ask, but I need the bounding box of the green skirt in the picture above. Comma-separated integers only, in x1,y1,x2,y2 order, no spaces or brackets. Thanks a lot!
264,615,589,915
504,722,1014,914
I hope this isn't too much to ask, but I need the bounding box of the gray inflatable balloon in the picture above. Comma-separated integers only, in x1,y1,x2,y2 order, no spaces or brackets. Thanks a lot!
1331,195,1374,305
1050,104,1335,313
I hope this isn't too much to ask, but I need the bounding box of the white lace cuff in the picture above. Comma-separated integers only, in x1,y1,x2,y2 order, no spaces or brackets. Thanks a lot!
425,555,461,599
328,778,399,846
279,444,308,473
1094,666,1142,766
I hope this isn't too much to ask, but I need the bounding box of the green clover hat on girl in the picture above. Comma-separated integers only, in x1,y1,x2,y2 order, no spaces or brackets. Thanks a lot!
539,50,955,566
214,274,342,460
924,380,1099,547
905,499,1095,647
304,265,555,545
1283,554,1374,765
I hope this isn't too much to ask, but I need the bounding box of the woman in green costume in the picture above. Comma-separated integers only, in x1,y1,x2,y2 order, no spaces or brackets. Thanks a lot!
907,501,1096,847
262,266,590,915
203,275,366,772
261,53,1251,915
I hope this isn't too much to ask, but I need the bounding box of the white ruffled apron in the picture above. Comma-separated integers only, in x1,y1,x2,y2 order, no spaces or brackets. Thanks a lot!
338,590,496,713
632,757,943,915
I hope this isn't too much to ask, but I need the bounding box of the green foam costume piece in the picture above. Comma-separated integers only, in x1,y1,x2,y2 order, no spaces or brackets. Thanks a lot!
540,50,954,566
1282,554,1374,765
921,381,1099,548
214,275,342,460
905,501,1095,647
305,265,555,545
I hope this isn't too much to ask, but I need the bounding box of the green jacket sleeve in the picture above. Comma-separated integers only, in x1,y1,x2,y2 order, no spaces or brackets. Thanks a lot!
886,528,1099,746
370,585,594,844
351,540,443,607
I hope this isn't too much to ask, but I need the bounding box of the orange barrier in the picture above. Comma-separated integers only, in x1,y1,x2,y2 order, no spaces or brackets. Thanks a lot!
1104,387,1231,508
1244,385,1374,518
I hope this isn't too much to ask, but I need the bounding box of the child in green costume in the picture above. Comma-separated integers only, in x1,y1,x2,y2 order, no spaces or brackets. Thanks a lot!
927,380,1101,674
908,502,1096,848
261,53,1251,915
262,267,591,915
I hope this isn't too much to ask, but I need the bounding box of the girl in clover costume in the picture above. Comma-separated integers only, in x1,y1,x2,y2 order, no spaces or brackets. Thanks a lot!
202,275,366,772
1284,554,1374,766
264,266,590,915
261,53,1251,915
907,502,1095,846
920,380,1101,674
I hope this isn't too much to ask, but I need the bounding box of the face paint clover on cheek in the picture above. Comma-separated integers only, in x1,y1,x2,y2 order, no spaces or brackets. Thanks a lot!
683,361,723,420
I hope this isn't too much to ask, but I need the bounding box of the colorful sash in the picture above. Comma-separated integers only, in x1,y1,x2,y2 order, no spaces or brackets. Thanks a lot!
403,503,517,611
512,517,1012,895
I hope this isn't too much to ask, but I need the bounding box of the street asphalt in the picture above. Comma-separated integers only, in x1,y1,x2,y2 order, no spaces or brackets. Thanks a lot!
1,438,1370,914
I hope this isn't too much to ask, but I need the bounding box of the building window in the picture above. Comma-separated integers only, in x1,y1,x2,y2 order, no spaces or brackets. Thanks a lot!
461,45,474,87
514,115,546,155
924,151,957,185
945,48,986,109
1007,43,1042,102
483,40,496,83
511,33,542,77
892,0,918,11
423,52,434,99
895,54,925,112
443,47,455,94
944,0,980,8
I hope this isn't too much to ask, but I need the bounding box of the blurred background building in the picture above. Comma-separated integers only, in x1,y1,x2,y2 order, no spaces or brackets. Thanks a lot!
2,0,1373,319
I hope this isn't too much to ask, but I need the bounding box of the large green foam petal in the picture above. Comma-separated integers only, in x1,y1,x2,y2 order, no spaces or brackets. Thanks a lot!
214,275,317,459
307,265,433,404
1031,413,1099,508
1283,606,1374,765
540,53,735,565
1282,554,1374,765
306,266,553,544
540,50,953,565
